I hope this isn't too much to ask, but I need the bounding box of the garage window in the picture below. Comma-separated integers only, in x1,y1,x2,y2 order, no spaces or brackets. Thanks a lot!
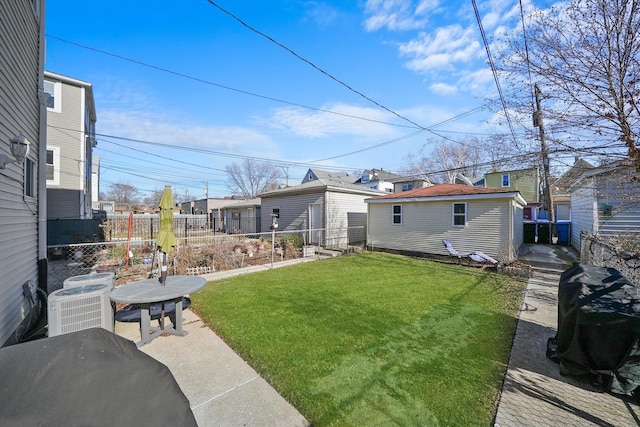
392,204,402,224
453,203,466,226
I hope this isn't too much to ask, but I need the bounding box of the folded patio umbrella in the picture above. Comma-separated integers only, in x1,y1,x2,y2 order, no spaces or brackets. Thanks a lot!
156,184,177,285
156,184,178,328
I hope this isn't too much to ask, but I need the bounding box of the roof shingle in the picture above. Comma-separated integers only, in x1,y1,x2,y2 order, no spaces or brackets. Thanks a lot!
368,183,518,200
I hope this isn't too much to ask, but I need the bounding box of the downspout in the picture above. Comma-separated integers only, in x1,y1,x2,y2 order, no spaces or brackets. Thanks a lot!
509,198,514,260
366,201,371,251
37,1,48,291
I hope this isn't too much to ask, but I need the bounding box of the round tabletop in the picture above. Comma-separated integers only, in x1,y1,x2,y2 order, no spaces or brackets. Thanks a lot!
110,275,207,304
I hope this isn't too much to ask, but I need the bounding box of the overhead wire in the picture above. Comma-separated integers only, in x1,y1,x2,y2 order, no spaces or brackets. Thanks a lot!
45,34,501,171
471,0,520,149
518,0,535,108
204,0,430,130
51,6,609,192
46,34,419,130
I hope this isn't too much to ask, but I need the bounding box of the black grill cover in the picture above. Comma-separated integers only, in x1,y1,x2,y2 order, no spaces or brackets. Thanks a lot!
550,265,640,394
0,328,197,426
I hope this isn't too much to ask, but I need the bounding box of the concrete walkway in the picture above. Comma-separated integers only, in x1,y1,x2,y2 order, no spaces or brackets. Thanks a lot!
114,256,318,427
494,244,640,426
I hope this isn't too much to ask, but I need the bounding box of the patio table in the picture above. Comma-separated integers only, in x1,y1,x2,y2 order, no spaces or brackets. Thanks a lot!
110,275,206,347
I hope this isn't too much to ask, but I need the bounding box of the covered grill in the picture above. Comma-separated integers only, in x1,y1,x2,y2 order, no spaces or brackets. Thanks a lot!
548,264,640,395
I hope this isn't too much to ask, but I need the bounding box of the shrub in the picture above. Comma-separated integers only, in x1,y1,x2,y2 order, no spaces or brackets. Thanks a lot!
280,234,303,249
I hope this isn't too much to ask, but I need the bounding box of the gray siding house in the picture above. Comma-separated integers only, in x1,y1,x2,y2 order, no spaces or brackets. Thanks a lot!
260,179,384,248
224,198,261,234
568,161,640,250
366,183,526,261
0,0,46,346
44,71,97,220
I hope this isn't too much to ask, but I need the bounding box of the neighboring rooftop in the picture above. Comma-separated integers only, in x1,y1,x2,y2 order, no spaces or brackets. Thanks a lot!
260,177,385,197
553,158,594,194
367,183,522,201
301,168,355,184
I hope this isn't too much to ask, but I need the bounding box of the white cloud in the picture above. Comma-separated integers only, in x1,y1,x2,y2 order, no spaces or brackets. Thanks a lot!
399,25,482,72
266,103,400,138
99,110,275,153
303,1,340,27
430,82,458,96
415,0,442,15
457,68,495,96
364,0,429,31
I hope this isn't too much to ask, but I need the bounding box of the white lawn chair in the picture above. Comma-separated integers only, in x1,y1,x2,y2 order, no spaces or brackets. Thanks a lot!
442,240,498,268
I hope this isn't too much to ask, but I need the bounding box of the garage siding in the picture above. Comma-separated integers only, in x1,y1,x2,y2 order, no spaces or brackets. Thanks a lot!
325,191,369,248
260,192,324,235
570,184,597,250
368,198,515,259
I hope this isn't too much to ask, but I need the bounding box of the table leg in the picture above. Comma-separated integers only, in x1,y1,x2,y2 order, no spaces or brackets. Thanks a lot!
140,303,151,340
174,297,183,334
137,303,162,347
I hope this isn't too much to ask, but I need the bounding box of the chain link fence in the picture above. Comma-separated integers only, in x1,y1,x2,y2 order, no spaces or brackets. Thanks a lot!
47,226,365,293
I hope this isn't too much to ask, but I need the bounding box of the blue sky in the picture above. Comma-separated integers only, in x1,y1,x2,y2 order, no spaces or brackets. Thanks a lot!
45,0,540,200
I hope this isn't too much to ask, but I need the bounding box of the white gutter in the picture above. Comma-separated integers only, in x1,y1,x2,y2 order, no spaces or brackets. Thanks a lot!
366,191,526,205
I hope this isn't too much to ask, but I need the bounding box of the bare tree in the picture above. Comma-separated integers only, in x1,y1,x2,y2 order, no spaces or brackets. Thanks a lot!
176,187,191,204
403,138,486,184
499,0,640,170
225,159,282,199
107,182,140,206
143,186,165,207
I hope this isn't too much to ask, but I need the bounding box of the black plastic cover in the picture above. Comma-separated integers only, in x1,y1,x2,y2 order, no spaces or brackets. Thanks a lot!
550,265,640,394
0,328,197,426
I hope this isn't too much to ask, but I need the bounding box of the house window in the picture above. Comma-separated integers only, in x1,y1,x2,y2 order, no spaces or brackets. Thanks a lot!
501,174,510,187
602,204,613,216
453,203,466,226
402,183,413,191
46,147,60,185
25,158,35,198
392,204,402,224
43,80,61,113
272,207,280,218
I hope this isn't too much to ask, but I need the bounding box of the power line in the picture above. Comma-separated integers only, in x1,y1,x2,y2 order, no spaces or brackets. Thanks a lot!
471,0,520,149
46,34,419,130
205,0,429,130
518,0,535,107
311,105,490,162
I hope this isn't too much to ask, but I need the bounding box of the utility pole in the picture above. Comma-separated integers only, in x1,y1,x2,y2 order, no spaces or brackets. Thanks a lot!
534,84,555,223
202,180,209,230
202,180,208,199
279,165,289,187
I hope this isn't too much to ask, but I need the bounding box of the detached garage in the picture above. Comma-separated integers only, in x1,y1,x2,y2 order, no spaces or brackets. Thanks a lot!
366,183,527,261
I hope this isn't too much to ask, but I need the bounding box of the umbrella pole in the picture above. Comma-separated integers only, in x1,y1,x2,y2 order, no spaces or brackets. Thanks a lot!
147,250,156,278
159,252,168,330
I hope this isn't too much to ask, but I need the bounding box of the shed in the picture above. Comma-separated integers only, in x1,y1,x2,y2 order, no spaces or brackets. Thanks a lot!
259,179,384,248
223,198,261,234
366,183,527,261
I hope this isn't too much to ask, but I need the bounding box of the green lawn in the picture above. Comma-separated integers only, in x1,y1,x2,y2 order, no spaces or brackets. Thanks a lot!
191,251,526,426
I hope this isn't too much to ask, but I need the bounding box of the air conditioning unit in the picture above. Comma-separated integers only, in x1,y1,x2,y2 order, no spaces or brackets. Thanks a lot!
48,284,114,337
63,272,115,289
